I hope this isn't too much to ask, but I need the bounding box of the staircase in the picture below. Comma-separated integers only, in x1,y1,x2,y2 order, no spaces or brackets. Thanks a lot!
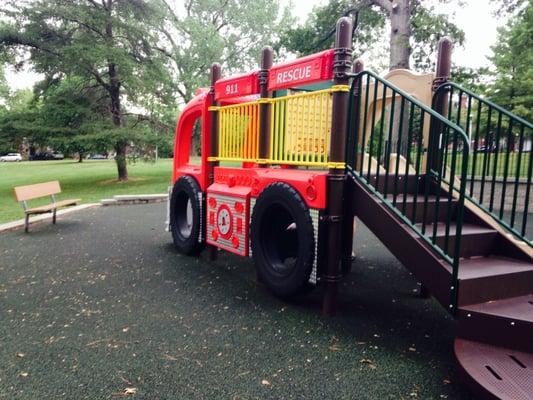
345,71,533,399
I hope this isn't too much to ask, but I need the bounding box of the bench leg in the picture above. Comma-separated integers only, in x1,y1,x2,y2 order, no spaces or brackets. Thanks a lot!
52,209,57,224
25,214,29,233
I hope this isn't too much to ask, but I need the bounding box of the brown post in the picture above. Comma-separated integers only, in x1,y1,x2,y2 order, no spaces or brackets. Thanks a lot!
208,63,221,261
341,59,364,277
322,17,353,316
429,37,452,172
258,46,274,165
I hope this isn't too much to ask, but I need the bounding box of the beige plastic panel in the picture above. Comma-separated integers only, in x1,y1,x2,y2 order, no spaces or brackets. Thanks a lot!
357,70,435,173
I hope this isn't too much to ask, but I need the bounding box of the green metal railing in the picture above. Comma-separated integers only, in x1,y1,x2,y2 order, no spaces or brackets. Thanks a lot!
433,82,532,246
346,71,470,312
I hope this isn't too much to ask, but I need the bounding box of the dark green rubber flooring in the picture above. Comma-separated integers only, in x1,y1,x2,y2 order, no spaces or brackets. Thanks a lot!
0,204,473,399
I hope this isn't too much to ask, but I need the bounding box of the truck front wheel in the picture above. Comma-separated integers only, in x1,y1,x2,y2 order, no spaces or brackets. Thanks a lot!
170,176,204,255
251,183,315,298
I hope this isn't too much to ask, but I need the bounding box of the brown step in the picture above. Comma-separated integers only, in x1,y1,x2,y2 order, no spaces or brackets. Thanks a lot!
387,194,458,224
454,338,533,400
414,222,498,258
457,258,533,305
367,173,421,195
458,294,533,353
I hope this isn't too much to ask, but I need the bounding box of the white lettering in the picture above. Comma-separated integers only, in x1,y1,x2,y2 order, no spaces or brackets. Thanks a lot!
276,64,313,85
225,83,239,95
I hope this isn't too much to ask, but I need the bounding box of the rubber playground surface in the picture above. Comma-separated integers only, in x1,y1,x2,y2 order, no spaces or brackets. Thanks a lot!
0,203,474,399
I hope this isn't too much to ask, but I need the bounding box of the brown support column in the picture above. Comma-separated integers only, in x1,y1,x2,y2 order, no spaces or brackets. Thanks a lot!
258,46,274,165
208,63,221,261
341,59,364,277
422,37,452,297
322,17,353,316
428,37,452,172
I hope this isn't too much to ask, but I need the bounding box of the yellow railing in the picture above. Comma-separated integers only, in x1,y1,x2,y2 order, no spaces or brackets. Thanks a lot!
209,85,349,168
216,102,260,161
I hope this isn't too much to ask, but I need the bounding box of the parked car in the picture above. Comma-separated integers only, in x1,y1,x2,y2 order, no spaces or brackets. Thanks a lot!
29,152,64,161
29,152,56,161
87,154,108,160
0,153,23,162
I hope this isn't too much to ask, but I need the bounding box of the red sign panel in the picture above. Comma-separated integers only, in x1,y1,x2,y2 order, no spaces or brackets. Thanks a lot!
268,49,334,91
215,71,259,101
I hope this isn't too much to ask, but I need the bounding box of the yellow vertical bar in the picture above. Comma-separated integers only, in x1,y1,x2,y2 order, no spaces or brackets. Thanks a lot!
296,97,305,162
233,107,237,159
254,103,258,160
287,98,292,163
306,95,312,164
283,98,290,161
230,108,234,159
312,94,317,164
324,93,331,163
268,103,276,160
269,102,277,162
277,100,283,163
299,96,304,163
278,100,283,163
276,100,281,162
246,105,250,160
278,100,287,162
218,110,222,157
248,104,252,160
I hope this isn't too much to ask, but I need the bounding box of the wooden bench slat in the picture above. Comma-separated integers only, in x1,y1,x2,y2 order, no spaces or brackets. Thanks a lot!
14,181,61,201
25,199,80,214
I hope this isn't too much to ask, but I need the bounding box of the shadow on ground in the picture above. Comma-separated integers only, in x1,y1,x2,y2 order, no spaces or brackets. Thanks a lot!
0,204,473,399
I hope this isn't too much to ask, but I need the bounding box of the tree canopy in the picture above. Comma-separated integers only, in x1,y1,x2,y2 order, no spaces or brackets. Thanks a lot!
280,0,465,71
0,0,174,180
487,1,532,122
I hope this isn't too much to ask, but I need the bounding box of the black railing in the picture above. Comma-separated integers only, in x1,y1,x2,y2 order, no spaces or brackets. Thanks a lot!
434,82,532,246
346,71,470,311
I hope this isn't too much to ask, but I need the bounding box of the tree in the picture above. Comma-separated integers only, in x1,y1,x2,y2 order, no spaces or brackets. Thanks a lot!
35,77,110,161
280,0,465,71
156,0,293,104
0,0,174,180
487,2,532,123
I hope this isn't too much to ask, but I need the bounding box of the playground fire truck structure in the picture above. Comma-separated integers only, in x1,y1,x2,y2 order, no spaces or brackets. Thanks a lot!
169,18,533,400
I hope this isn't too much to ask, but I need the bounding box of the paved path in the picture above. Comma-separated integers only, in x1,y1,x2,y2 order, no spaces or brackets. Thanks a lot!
0,204,473,399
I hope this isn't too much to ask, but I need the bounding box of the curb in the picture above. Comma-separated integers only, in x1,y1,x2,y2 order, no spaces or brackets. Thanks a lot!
0,203,101,233
100,193,168,206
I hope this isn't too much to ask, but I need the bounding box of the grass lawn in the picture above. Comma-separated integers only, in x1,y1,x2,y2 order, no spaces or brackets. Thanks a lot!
0,159,173,224
451,151,531,178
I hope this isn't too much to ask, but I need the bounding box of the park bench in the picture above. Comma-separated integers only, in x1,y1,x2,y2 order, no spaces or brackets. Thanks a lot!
13,181,80,232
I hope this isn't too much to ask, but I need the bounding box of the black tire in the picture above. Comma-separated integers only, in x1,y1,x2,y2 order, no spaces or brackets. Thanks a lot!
170,176,204,255
251,182,315,297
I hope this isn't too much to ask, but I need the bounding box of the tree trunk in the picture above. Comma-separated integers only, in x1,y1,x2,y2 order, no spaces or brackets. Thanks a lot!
78,152,83,162
388,0,411,159
105,2,128,182
389,0,411,70
114,142,128,181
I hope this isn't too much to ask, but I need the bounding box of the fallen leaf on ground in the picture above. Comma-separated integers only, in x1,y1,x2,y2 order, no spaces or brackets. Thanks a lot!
360,358,377,369
329,344,341,351
112,387,137,397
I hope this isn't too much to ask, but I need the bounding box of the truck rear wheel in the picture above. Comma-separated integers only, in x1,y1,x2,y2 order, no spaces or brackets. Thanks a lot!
251,183,315,298
170,176,204,255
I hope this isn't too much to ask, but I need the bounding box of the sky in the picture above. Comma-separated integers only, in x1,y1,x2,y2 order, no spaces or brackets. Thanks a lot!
4,0,507,90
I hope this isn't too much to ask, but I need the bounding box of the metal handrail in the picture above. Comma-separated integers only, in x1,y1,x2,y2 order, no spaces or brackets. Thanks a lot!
347,70,470,312
434,82,532,246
